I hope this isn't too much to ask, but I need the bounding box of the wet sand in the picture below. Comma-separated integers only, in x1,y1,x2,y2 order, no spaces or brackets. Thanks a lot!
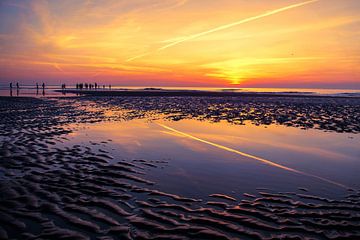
59,89,360,98
0,96,360,239
79,95,360,133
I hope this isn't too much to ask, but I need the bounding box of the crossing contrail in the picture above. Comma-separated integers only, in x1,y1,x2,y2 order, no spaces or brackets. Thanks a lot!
53,63,64,72
126,0,320,61
158,123,348,189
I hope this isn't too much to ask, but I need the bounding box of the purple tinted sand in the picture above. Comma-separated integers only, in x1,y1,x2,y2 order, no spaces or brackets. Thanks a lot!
0,96,359,239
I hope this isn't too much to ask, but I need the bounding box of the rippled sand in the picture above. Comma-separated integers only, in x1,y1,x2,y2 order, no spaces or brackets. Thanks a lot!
0,96,359,239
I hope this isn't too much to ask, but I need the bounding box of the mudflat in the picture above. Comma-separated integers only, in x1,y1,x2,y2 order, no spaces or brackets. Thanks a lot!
0,95,359,239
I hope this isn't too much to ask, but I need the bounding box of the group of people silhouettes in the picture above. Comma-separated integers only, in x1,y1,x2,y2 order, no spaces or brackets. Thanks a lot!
9,82,113,97
75,83,111,90
10,82,45,90
10,82,112,91
9,82,46,96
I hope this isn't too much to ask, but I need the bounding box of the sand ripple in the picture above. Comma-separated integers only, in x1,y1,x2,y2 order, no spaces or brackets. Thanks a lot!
0,97,359,239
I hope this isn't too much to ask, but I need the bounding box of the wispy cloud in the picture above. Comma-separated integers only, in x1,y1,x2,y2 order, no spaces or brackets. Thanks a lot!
127,0,320,61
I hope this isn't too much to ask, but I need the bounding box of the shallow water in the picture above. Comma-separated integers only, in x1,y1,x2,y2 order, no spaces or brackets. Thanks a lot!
1,86,360,97
0,89,77,97
60,118,360,200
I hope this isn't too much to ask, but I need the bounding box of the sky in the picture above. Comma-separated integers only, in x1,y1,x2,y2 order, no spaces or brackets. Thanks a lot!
0,0,359,88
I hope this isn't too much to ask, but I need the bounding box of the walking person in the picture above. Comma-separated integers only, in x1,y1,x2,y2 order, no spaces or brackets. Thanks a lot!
42,83,45,95
62,84,66,95
9,83,13,97
16,82,19,96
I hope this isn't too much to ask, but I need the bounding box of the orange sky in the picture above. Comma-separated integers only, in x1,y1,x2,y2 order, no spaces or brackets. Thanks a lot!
0,0,359,88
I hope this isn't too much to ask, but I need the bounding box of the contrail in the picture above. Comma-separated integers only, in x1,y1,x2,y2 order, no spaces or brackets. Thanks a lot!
53,63,64,72
126,53,152,62
159,0,320,50
126,0,320,61
158,123,348,189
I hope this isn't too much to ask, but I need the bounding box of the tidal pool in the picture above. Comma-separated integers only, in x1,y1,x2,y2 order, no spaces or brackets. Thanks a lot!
61,117,360,200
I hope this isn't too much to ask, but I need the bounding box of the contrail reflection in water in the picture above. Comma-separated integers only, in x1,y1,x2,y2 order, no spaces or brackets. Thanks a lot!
158,123,348,189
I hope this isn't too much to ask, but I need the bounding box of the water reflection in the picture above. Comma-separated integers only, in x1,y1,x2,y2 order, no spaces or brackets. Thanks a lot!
1,88,76,97
63,118,360,199
158,123,349,189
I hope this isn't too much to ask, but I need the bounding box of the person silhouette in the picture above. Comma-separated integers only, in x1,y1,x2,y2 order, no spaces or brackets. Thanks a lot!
16,82,19,89
42,83,45,95
10,83,12,89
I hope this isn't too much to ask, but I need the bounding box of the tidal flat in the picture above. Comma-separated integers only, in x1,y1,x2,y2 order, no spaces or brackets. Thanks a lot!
0,95,359,239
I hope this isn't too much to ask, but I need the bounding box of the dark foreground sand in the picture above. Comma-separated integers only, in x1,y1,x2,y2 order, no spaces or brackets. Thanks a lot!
0,96,360,239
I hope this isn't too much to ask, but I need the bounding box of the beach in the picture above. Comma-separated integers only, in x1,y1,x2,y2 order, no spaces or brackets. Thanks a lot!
1,94,360,239
2,0,360,238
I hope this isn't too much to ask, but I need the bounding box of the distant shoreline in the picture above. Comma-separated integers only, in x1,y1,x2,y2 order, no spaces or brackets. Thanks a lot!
55,89,360,99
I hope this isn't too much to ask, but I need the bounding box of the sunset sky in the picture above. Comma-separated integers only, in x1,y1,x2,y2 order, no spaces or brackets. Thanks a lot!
0,0,359,88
